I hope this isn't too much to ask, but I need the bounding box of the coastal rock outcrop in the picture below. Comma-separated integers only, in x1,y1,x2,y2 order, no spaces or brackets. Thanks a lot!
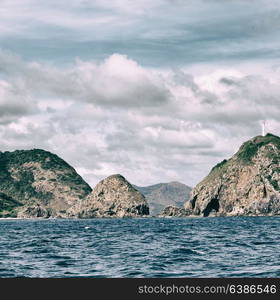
0,149,92,218
187,133,280,216
134,181,191,215
159,205,192,217
69,174,149,218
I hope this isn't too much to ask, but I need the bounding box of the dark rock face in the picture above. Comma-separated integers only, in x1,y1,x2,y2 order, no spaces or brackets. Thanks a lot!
134,182,191,215
159,205,192,217
0,192,22,217
69,174,149,218
0,149,92,218
19,205,51,218
187,133,280,217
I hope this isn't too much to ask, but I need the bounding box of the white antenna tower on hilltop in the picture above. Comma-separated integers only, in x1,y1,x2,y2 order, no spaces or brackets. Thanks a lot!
262,120,266,136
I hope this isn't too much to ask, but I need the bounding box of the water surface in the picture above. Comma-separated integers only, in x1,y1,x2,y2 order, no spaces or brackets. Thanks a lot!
0,217,279,277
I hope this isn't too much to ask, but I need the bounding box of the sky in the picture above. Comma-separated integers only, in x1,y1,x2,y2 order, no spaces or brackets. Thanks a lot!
1,0,280,188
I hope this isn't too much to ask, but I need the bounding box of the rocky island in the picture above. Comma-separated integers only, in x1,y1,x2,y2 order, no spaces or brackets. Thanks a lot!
184,133,280,217
68,174,149,218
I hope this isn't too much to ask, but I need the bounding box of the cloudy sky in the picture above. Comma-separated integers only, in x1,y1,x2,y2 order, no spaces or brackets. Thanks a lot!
1,0,280,188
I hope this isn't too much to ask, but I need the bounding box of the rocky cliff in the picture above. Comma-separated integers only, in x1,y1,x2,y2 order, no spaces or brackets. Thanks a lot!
134,182,191,215
69,174,149,218
0,149,92,218
187,133,280,217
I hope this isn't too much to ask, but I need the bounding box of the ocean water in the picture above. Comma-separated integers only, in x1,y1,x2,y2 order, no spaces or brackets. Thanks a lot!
0,217,279,278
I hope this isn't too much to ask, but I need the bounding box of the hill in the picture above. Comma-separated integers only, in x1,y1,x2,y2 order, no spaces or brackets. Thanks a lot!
0,149,92,217
186,133,280,216
134,181,191,215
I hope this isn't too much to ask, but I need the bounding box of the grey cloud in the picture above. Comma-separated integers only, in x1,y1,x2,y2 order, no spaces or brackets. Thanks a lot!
1,1,280,188
1,50,280,187
1,1,280,66
0,51,170,108
220,77,236,86
0,121,56,150
221,75,280,109
171,71,280,126
0,81,37,124
172,71,199,92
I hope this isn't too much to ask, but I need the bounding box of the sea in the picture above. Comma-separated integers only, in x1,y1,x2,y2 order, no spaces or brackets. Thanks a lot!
0,216,279,278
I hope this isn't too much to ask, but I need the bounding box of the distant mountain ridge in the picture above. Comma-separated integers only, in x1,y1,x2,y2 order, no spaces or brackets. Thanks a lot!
134,181,192,215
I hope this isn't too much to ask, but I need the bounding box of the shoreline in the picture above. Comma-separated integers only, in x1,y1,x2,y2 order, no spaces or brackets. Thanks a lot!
0,214,279,221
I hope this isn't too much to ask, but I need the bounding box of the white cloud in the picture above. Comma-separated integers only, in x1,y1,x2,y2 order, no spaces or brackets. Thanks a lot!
1,51,280,187
0,79,37,124
0,51,170,108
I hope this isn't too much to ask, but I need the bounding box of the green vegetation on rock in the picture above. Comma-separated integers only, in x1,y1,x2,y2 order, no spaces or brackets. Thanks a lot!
237,133,280,164
211,159,228,172
0,192,22,217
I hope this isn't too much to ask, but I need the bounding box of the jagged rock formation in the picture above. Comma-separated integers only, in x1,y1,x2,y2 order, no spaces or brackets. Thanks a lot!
187,133,280,217
69,174,149,218
134,182,191,215
159,205,192,217
0,149,92,218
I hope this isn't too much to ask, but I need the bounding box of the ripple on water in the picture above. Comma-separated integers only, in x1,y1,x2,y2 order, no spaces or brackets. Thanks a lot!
172,248,202,256
0,217,280,277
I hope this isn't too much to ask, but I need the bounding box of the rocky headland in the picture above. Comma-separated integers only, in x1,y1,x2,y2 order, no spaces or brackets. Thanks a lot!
184,133,280,217
0,149,92,218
